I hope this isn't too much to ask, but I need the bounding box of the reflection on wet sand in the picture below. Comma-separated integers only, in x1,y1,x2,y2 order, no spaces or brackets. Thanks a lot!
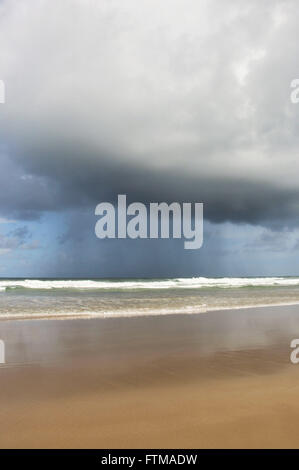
0,304,299,448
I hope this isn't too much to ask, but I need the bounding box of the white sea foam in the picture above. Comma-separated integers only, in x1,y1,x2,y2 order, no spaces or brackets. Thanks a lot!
0,277,299,291
0,305,208,320
1,300,299,321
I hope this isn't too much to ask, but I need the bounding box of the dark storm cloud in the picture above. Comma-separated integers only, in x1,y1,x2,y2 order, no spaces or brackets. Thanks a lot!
1,0,299,227
5,146,299,227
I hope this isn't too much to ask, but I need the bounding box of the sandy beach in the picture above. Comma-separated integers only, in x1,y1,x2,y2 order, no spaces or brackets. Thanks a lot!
1,304,299,448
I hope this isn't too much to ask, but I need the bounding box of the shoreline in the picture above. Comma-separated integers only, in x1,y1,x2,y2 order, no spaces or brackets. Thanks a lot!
1,298,299,322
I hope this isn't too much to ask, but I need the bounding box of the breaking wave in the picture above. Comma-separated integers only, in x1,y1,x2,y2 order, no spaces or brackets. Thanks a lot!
1,277,299,292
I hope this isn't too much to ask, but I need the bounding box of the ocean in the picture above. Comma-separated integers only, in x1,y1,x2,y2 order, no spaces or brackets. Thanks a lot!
0,277,299,320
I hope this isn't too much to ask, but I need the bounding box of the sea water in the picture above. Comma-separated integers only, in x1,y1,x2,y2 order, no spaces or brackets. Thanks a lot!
0,277,299,320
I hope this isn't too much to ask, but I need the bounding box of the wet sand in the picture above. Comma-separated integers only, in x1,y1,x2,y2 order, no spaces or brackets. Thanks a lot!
1,304,299,448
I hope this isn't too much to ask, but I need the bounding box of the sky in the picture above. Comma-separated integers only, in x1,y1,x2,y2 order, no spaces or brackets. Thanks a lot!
1,0,299,277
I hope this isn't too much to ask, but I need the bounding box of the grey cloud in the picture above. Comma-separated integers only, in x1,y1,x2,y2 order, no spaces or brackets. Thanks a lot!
0,0,299,228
